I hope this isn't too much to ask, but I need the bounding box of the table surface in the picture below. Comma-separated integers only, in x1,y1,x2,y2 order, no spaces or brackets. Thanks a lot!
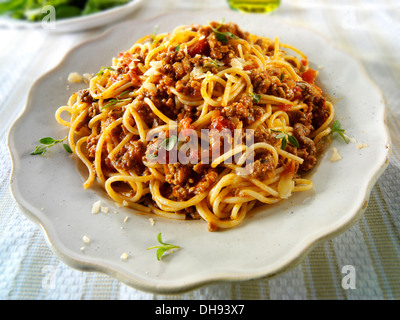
1,0,399,300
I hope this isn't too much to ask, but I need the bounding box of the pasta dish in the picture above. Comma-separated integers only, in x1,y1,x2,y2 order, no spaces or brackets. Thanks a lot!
55,21,334,231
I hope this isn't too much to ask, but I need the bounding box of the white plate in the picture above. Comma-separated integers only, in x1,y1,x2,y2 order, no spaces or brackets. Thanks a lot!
7,11,390,294
0,0,143,33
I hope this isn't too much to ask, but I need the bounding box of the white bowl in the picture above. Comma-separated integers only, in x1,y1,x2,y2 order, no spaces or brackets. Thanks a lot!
0,0,143,32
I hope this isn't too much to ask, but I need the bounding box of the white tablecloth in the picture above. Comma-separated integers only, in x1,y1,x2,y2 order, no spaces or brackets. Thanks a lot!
1,0,399,300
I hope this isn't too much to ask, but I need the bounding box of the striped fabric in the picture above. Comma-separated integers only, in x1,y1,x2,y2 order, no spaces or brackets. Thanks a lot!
0,0,399,299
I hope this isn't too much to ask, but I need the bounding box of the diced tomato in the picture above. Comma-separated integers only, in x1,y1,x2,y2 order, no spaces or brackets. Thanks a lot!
301,59,308,66
301,68,317,83
292,86,303,99
188,39,210,57
179,117,195,130
128,69,140,86
279,104,292,112
119,51,134,66
210,116,235,133
293,86,302,93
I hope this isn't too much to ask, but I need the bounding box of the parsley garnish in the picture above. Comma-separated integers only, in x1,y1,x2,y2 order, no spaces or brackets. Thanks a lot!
145,153,158,160
117,90,131,98
101,96,131,110
211,19,239,44
147,233,181,261
250,92,261,103
160,135,178,151
272,129,299,150
329,120,349,143
31,136,72,156
204,58,224,68
96,66,115,76
151,25,160,44
101,99,119,110
146,135,178,161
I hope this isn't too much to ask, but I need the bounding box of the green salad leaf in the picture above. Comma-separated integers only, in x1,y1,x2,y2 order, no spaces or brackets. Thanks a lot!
0,0,130,22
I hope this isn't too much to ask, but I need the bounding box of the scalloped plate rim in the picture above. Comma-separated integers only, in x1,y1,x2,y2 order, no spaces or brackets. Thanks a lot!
7,11,391,294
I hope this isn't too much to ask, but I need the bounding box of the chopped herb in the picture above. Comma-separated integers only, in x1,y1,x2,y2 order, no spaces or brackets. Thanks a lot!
175,44,180,52
213,18,225,30
101,96,132,110
38,137,57,145
63,143,73,154
146,153,158,160
287,134,299,148
271,129,299,150
160,135,178,151
151,25,160,44
250,92,261,103
117,90,131,98
280,73,285,81
204,58,224,68
211,19,238,44
329,120,349,143
101,98,119,110
281,135,288,150
31,136,71,156
147,233,180,261
96,66,115,76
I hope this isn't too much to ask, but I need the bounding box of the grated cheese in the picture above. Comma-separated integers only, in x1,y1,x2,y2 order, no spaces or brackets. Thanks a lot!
143,60,163,76
82,73,92,84
120,253,129,261
67,72,83,83
142,81,157,92
330,147,342,162
230,58,245,70
91,200,101,214
82,235,91,244
101,206,109,214
149,218,155,226
190,66,207,79
357,143,369,149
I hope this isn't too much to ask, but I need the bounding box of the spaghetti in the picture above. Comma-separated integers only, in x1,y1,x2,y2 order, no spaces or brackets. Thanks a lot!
56,21,334,231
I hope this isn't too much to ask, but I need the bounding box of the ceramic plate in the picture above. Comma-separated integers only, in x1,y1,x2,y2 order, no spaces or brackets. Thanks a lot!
7,10,390,294
0,0,143,33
